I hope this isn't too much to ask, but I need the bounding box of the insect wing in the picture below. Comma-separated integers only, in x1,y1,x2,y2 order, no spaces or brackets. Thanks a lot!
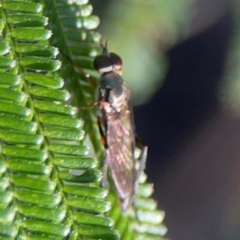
99,88,136,210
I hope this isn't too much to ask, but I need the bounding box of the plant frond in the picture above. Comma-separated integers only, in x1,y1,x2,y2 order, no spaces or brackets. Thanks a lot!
0,0,118,239
44,0,168,239
44,0,103,155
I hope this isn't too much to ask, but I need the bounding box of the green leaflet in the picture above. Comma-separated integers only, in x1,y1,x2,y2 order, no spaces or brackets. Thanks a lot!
2,2,42,13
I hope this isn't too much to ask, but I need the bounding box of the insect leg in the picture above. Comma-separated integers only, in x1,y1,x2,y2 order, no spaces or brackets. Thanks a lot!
78,101,98,110
134,136,148,189
102,158,109,188
97,117,109,187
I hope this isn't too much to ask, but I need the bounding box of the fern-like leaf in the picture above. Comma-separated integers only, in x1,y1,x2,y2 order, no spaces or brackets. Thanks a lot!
43,0,167,239
0,0,117,239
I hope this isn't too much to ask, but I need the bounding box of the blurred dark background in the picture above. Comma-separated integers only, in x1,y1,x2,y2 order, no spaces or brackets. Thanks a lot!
92,1,240,239
135,10,233,174
135,10,235,240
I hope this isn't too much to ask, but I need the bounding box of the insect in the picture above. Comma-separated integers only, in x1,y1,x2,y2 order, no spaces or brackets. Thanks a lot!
93,42,148,211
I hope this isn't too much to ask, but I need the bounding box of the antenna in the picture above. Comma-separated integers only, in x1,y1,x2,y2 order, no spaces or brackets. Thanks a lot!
100,39,108,54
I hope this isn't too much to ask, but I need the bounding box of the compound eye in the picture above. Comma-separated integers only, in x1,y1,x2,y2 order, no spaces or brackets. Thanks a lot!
110,52,122,70
93,55,114,73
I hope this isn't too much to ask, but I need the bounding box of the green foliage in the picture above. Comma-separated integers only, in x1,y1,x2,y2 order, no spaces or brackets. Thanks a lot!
0,0,167,239
221,6,240,112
